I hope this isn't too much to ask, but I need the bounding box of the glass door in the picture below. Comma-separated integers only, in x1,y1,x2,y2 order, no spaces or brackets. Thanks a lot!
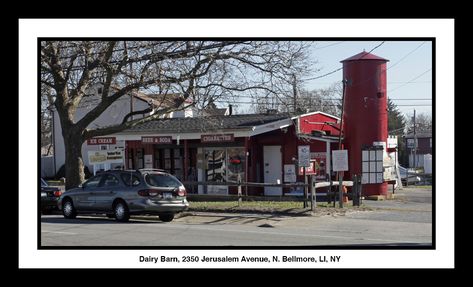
204,148,227,194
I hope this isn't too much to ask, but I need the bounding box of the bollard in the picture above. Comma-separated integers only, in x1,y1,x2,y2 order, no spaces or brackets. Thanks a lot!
352,175,359,206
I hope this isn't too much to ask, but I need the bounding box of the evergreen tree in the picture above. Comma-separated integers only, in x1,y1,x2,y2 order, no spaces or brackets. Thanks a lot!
387,99,408,166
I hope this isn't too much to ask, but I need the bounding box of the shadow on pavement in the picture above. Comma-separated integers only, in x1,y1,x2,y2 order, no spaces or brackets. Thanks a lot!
40,216,164,224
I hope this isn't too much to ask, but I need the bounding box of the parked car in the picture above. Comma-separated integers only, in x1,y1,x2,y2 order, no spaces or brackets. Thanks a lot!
398,165,422,185
57,169,189,222
41,178,62,214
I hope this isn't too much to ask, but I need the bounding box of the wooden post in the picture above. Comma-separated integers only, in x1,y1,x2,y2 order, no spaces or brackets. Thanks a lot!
338,172,344,208
303,167,307,208
183,140,188,181
352,175,359,206
237,173,242,206
311,175,316,212
244,137,249,197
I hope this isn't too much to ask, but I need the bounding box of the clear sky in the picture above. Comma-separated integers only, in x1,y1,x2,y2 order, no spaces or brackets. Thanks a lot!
304,41,432,118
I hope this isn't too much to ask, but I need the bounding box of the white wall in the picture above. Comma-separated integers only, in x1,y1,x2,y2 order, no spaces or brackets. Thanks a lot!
409,154,426,168
53,89,149,175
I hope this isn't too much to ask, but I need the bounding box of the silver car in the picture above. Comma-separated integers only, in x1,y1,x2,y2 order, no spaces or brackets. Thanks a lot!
58,169,189,222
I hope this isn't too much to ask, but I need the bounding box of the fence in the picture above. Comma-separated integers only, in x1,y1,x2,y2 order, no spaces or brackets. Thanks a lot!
182,177,358,211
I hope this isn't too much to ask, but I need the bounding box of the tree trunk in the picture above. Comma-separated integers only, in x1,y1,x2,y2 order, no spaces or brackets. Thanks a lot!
63,131,85,190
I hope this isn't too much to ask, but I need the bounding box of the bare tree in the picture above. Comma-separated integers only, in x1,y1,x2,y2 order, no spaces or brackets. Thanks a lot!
41,41,312,188
406,112,432,133
40,85,54,155
257,82,342,116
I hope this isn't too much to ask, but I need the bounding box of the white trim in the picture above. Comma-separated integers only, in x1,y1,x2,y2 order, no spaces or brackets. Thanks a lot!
113,118,294,140
326,141,331,175
291,111,340,121
249,118,294,137
112,131,251,141
297,133,340,143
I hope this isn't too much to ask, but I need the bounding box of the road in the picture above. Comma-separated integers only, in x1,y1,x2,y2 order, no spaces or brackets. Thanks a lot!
41,187,432,247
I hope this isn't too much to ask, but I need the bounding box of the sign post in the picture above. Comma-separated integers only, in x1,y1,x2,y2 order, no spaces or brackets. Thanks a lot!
298,146,310,208
310,175,316,212
332,150,348,208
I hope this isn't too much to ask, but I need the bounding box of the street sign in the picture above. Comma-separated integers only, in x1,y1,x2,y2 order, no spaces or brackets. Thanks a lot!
298,145,311,167
332,150,348,172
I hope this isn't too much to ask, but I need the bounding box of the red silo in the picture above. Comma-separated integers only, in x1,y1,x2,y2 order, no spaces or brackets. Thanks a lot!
341,51,389,196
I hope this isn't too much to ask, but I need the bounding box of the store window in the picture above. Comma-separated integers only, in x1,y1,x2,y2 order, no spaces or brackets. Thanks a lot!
227,147,246,182
204,148,227,194
135,148,144,169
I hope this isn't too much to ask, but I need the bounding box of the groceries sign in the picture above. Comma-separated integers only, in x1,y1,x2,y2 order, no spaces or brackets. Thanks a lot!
87,137,116,145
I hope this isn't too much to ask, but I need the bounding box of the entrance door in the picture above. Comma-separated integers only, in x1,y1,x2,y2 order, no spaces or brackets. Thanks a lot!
263,145,282,196
204,148,228,194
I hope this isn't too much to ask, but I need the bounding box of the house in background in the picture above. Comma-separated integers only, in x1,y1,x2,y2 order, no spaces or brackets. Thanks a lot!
50,83,196,176
404,132,432,168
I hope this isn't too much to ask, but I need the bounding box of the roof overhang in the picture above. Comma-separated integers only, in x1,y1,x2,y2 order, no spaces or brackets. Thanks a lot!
297,133,341,143
249,118,294,137
291,111,340,121
112,118,294,140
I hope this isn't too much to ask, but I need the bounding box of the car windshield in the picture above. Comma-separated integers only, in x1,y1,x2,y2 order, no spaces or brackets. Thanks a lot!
40,178,48,187
145,173,181,188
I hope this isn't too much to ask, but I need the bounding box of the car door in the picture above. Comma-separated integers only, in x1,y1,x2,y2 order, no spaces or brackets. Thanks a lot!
93,173,121,211
75,175,103,211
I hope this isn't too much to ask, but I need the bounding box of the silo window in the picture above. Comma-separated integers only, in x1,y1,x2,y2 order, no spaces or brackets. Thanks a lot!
377,92,384,98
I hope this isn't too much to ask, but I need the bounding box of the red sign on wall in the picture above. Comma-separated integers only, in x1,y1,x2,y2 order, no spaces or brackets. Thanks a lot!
87,137,116,145
141,136,173,144
298,160,317,175
201,134,234,143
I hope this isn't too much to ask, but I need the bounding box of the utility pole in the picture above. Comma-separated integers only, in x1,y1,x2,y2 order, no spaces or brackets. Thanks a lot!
337,79,347,208
413,109,417,168
124,41,134,121
292,74,297,113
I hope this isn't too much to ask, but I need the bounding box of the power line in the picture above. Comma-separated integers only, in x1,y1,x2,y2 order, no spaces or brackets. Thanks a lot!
388,42,426,70
367,41,385,54
389,81,431,84
303,41,385,82
396,104,432,106
388,68,432,93
389,98,431,101
313,41,344,50
303,67,343,81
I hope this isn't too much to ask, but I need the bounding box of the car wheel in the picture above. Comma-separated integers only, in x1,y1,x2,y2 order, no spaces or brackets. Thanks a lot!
114,201,130,222
62,200,77,219
159,214,174,222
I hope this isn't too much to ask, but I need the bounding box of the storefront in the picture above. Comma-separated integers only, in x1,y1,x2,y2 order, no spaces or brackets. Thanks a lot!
106,112,341,196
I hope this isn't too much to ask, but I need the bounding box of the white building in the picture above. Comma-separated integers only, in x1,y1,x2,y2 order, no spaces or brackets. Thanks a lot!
51,83,198,176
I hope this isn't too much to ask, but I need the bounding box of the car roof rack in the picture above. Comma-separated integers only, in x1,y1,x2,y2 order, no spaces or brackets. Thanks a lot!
137,168,167,173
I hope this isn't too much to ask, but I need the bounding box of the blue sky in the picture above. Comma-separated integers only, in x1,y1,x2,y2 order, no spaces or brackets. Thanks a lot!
304,41,432,118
